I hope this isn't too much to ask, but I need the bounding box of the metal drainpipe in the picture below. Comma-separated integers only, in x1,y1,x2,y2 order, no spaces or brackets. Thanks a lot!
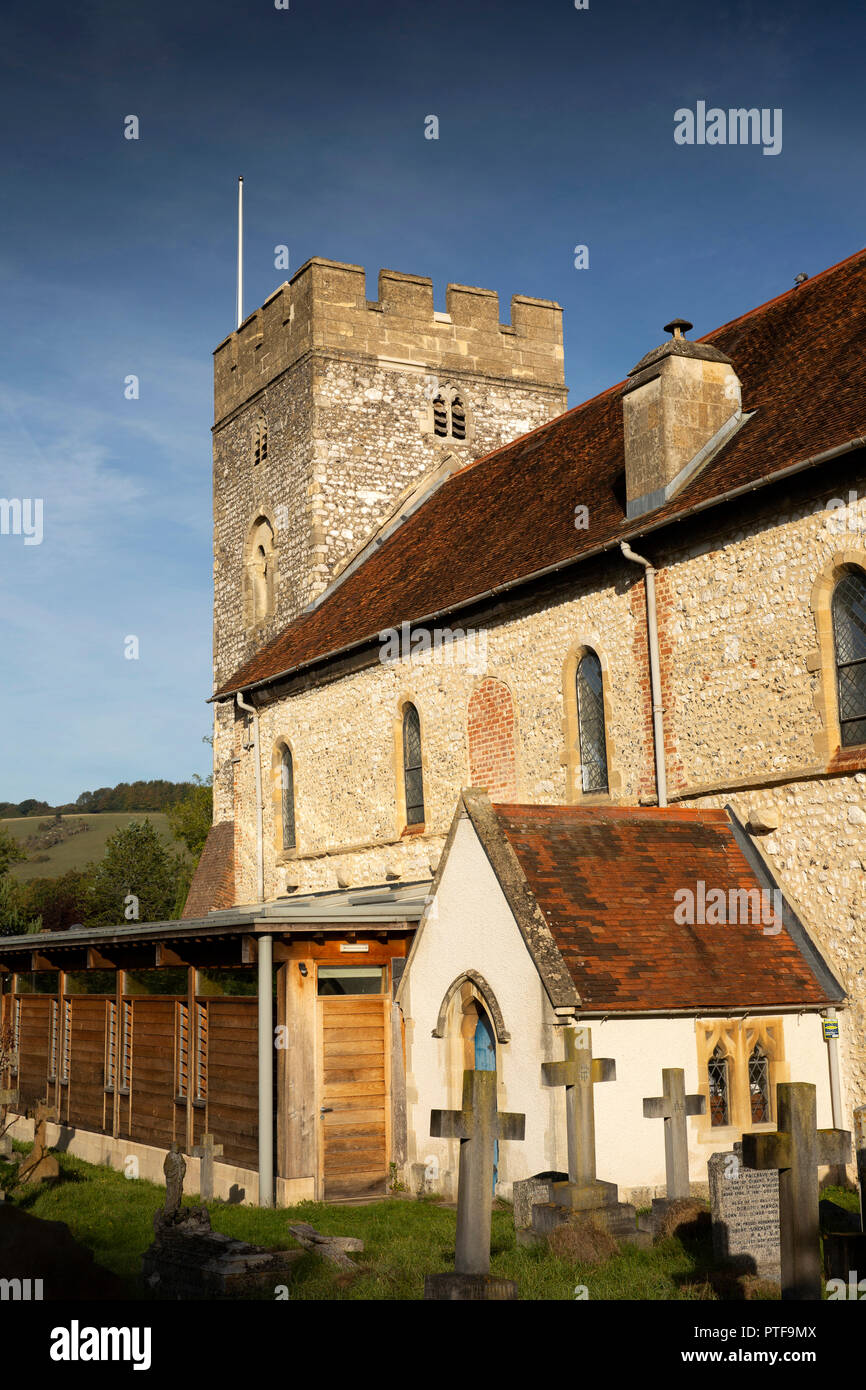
823,1007,844,1129
235,690,264,902
235,690,273,1205
620,541,667,808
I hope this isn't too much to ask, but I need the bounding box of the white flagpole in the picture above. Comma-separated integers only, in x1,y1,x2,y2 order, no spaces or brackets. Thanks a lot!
236,176,244,329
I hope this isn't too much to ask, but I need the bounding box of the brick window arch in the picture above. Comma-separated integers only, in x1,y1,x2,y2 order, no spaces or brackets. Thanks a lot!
467,679,517,801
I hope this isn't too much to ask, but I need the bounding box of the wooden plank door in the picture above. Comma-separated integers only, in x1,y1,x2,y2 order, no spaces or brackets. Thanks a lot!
319,995,389,1199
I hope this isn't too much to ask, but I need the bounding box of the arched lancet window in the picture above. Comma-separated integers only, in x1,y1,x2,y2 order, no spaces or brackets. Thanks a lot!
247,517,275,626
576,650,609,793
832,570,866,747
402,703,425,826
708,1044,730,1127
450,396,466,441
280,746,295,852
748,1043,770,1123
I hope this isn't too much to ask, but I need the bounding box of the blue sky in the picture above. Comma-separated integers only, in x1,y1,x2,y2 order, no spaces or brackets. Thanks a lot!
1,0,864,804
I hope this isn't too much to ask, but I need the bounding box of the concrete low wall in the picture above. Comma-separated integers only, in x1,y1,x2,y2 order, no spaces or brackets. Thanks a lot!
5,1115,315,1207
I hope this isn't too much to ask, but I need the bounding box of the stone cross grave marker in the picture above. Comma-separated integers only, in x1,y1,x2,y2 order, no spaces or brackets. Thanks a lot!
855,1105,866,1233
643,1068,705,1199
18,1102,59,1184
424,1070,524,1299
742,1081,850,1300
192,1133,223,1203
541,1025,616,1209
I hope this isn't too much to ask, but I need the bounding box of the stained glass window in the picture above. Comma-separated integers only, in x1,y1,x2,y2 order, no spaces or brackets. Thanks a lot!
281,746,296,851
749,1044,771,1123
403,703,425,825
576,651,609,793
833,571,866,747
708,1044,729,1127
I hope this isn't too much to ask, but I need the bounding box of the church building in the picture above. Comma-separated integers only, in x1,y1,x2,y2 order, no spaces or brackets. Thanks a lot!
2,249,864,1206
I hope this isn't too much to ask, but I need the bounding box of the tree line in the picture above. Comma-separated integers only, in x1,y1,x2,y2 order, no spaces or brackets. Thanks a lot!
0,778,213,936
0,779,200,820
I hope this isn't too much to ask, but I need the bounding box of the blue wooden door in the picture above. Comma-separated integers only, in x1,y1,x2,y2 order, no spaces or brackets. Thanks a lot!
474,1013,498,1192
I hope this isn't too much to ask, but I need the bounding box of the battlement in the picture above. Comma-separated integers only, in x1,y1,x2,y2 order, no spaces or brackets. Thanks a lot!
213,257,564,424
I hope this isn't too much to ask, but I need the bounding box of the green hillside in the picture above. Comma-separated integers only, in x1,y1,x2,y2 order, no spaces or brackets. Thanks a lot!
2,812,189,882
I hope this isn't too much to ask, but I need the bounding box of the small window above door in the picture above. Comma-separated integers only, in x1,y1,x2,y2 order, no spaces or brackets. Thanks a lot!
317,965,386,996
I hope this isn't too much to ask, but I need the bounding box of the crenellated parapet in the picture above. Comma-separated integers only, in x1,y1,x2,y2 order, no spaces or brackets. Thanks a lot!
214,258,564,425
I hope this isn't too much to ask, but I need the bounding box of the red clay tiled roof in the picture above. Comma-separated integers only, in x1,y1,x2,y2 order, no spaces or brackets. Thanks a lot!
217,248,866,698
181,820,235,918
491,803,835,1012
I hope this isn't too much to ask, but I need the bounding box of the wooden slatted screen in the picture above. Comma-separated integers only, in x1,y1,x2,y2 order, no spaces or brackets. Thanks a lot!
67,997,108,1132
205,998,257,1169
16,997,51,1107
320,995,389,1199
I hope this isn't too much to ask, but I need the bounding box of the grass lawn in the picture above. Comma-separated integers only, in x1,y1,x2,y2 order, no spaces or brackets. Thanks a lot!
2,812,186,882
0,1144,795,1301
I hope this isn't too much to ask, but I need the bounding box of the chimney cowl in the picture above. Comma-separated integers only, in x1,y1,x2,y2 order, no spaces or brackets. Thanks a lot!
625,328,732,390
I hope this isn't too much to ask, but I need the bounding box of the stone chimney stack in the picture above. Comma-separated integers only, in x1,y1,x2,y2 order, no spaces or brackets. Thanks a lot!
622,319,742,519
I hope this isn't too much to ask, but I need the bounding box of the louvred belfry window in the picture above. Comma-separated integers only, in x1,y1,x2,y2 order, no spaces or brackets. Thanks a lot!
432,395,448,438
450,396,466,440
832,570,866,747
403,703,425,826
254,417,268,465
576,651,609,793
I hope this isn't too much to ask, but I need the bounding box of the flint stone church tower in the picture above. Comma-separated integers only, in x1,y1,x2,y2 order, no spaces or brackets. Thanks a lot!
211,258,567,692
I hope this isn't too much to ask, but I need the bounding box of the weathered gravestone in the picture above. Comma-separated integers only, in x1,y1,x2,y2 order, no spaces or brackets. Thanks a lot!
530,1026,640,1242
821,1103,866,1283
0,1086,18,1160
512,1171,567,1231
642,1068,706,1235
741,1081,850,1301
142,1143,301,1299
17,1102,59,1185
424,1069,525,1300
708,1143,780,1282
191,1132,223,1203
